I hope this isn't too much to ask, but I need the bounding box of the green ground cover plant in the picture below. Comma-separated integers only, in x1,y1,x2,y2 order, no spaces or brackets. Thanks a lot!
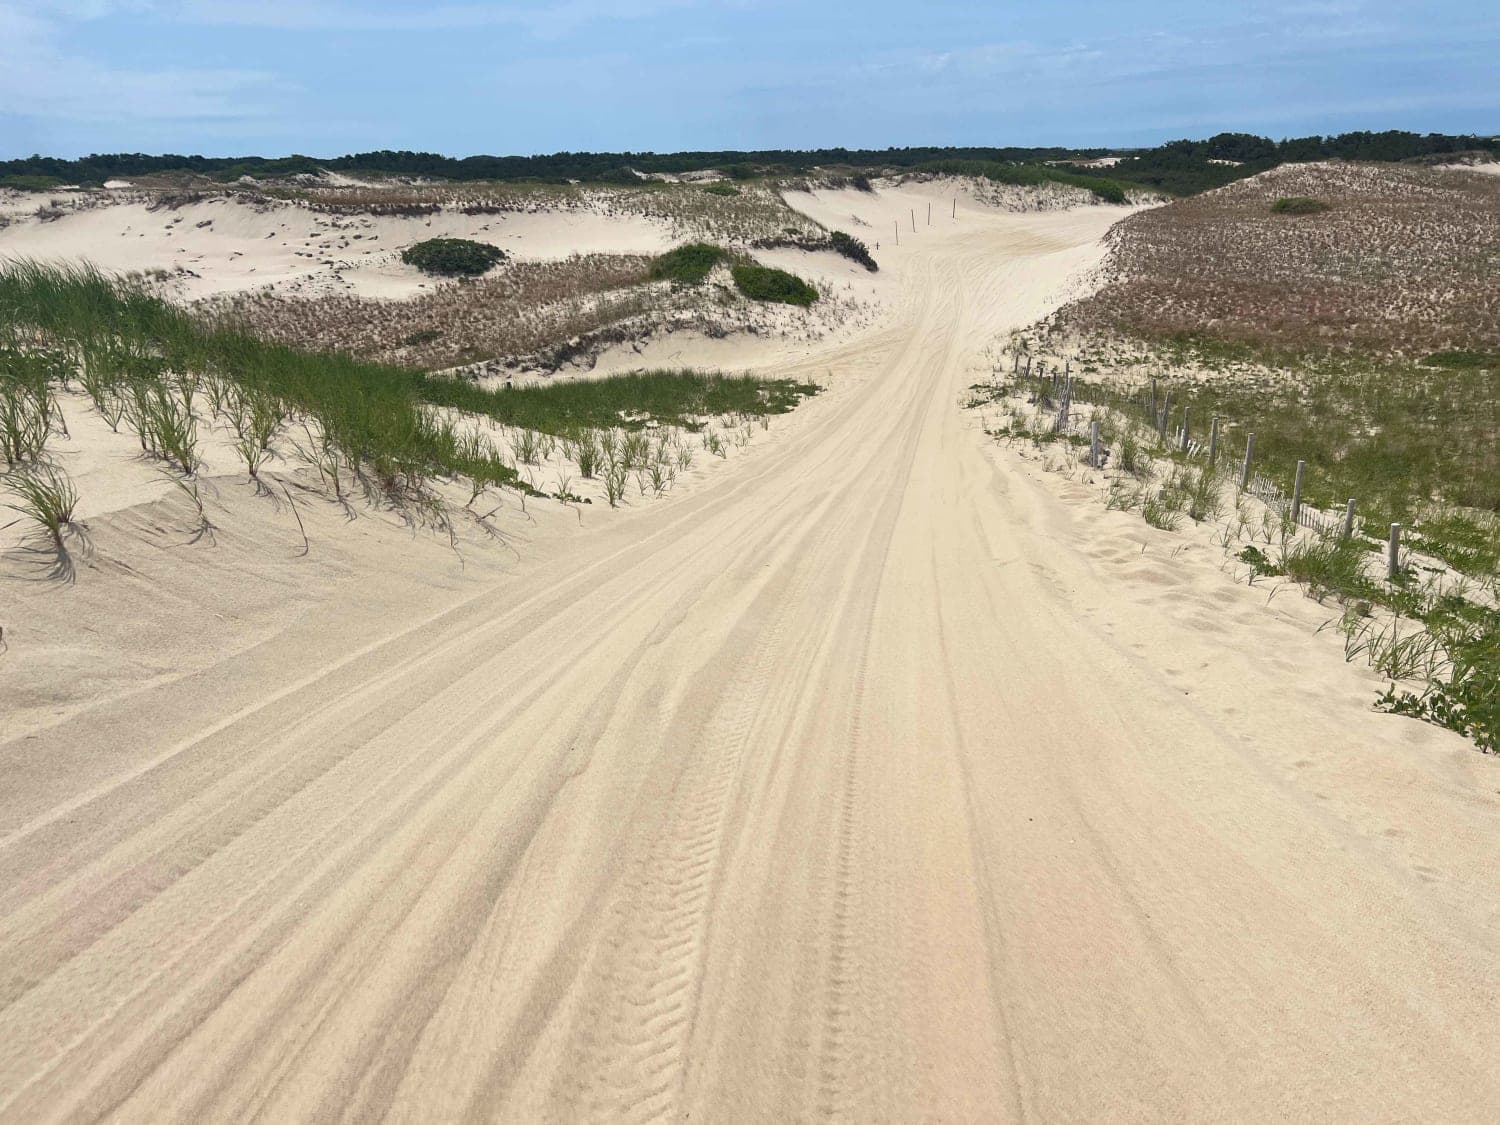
400,237,507,277
731,264,818,307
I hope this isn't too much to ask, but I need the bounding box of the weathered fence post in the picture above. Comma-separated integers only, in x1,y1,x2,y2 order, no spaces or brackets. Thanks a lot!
1089,420,1101,468
1387,523,1402,580
927,201,932,225
894,220,899,245
1341,498,1357,540
1158,392,1171,440
1208,415,1220,468
1290,460,1306,524
1150,378,1158,423
1179,405,1191,453
952,197,956,219
910,208,916,232
1240,433,1255,489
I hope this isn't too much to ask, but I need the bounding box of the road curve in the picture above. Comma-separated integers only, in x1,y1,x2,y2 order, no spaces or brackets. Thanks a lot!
2,207,1499,1122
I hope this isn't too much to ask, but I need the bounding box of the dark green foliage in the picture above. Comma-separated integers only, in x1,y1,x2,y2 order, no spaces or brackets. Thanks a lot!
1271,196,1330,215
828,231,878,272
1425,350,1498,369
731,265,818,307
400,238,506,277
4,131,1496,194
650,243,728,284
915,159,1129,204
1,174,65,192
1237,545,1284,578
701,182,740,196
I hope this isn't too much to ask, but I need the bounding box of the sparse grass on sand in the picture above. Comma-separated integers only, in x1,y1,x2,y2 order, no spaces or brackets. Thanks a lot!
976,360,1499,753
1062,162,1500,356
1,260,819,528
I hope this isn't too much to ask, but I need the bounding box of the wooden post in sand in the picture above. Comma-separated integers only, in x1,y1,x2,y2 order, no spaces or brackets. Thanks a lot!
894,220,899,245
1150,378,1158,423
1387,524,1402,580
1240,433,1255,489
927,201,932,225
1089,420,1101,468
952,197,956,219
1157,392,1171,440
1290,460,1306,524
1341,498,1357,540
1179,405,1191,453
910,209,916,232
1207,415,1220,468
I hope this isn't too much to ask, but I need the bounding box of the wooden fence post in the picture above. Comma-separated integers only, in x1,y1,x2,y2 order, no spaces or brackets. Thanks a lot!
1240,432,1255,489
1158,392,1171,439
1208,415,1219,468
1090,420,1101,468
1290,460,1306,524
952,197,956,219
1341,498,1356,540
927,201,932,225
1388,523,1402,580
1179,405,1190,453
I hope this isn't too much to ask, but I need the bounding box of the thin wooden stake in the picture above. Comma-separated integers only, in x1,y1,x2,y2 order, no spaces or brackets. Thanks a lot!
1179,405,1191,453
1341,498,1356,540
1208,415,1220,467
1090,420,1101,468
1290,460,1306,524
1387,523,1402,580
1240,432,1255,489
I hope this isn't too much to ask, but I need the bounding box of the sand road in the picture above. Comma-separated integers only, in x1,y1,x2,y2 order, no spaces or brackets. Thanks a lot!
2,203,1499,1122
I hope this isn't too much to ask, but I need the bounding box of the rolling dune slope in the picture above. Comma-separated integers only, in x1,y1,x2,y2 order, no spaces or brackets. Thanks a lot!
1,200,1498,1122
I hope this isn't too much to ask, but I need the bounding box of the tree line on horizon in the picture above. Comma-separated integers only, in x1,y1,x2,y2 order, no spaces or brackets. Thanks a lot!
2,131,1495,197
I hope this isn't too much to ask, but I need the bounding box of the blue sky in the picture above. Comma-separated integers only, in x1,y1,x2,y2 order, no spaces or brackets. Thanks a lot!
2,1,1496,159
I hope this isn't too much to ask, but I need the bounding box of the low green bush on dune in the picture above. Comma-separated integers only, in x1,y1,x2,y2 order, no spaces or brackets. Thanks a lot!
400,238,507,277
650,243,729,284
731,264,819,307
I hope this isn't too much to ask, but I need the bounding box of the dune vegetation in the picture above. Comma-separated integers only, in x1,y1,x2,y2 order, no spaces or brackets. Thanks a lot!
0,260,819,536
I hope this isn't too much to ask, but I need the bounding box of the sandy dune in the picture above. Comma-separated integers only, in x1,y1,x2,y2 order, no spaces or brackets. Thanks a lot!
0,194,673,301
2,199,1499,1122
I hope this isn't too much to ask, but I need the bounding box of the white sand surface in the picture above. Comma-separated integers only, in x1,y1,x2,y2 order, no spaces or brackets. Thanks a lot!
0,194,673,300
2,196,1498,1122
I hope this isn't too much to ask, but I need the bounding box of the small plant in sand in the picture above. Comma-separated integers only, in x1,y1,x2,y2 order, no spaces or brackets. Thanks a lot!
5,462,78,546
400,237,507,277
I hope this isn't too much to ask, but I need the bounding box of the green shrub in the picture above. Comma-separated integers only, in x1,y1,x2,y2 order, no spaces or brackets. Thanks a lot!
400,238,507,277
1271,197,1330,215
650,243,728,285
828,230,878,272
701,182,740,196
731,264,818,307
